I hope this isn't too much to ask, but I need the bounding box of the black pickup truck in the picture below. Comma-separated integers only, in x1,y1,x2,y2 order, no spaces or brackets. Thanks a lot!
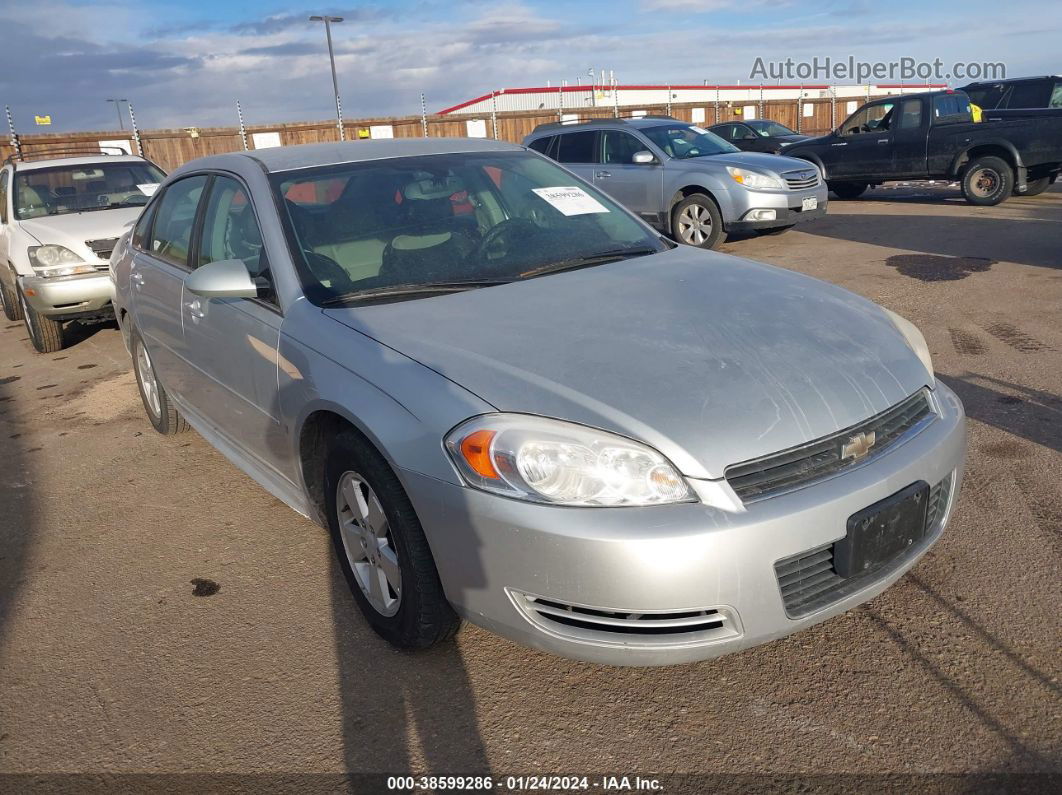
782,89,1062,205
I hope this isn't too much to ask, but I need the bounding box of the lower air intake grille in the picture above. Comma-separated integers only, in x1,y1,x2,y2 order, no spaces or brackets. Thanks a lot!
775,474,952,618
511,592,740,646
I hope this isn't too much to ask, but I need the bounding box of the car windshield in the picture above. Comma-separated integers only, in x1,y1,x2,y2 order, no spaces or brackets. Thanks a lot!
14,161,165,219
747,120,798,137
273,151,667,306
640,124,740,159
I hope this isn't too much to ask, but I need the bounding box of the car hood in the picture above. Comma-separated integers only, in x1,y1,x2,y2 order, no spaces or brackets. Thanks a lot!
324,247,931,480
18,208,142,261
686,150,818,176
777,134,811,144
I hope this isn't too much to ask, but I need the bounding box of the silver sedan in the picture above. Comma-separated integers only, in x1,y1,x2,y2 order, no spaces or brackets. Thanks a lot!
111,138,965,666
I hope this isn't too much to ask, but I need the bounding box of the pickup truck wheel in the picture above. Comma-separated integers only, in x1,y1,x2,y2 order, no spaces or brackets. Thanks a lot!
131,329,188,435
1016,177,1051,197
671,195,724,249
325,430,460,649
828,182,868,200
0,276,23,321
962,156,1013,206
18,287,63,353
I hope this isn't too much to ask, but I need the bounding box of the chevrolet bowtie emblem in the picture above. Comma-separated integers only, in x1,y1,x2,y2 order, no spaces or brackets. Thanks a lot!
841,431,877,461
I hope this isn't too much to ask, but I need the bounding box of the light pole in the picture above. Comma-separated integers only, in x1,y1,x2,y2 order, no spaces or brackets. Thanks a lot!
309,15,345,141
106,98,127,130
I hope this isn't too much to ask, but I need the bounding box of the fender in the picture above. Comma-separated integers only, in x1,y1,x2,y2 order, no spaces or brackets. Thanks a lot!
948,138,1025,178
788,151,829,180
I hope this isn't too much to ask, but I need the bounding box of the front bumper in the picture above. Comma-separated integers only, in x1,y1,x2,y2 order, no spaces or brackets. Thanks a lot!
19,271,113,317
724,183,829,231
403,383,965,666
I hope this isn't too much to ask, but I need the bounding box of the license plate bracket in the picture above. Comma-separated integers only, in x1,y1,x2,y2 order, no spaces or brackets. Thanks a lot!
835,481,929,578
802,196,818,212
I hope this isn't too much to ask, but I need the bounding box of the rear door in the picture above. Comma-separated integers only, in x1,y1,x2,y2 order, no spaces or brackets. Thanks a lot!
131,174,209,401
596,129,662,222
179,174,288,476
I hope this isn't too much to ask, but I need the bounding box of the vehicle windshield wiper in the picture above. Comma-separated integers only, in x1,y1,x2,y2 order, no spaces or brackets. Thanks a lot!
519,246,660,279
320,279,512,306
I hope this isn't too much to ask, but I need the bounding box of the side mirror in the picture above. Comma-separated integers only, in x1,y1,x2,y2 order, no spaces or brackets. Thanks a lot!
185,258,258,299
632,150,656,164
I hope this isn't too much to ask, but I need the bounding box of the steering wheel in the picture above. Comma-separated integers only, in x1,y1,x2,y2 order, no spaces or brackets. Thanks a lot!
302,249,357,295
477,218,538,261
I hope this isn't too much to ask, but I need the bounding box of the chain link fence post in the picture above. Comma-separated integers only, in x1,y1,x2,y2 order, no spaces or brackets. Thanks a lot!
491,90,499,139
714,87,720,124
235,100,249,151
612,76,619,118
666,85,671,117
420,93,428,137
759,84,764,119
5,105,21,161
127,101,144,156
830,86,837,129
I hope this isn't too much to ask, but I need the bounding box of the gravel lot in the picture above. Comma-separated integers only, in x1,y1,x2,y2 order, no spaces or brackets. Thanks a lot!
1,184,1059,787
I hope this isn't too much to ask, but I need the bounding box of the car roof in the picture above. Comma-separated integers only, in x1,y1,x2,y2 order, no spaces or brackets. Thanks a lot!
172,138,525,177
961,75,1059,86
13,154,149,172
526,116,686,138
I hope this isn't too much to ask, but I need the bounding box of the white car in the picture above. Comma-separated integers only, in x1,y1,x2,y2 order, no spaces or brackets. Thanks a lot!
0,150,165,352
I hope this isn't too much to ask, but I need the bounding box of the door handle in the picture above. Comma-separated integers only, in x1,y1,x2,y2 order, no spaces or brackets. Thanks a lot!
595,170,612,178
186,297,205,320
876,138,890,144
131,272,144,288
831,142,847,147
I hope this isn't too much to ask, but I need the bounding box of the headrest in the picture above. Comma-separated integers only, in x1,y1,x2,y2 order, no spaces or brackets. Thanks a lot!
403,176,463,201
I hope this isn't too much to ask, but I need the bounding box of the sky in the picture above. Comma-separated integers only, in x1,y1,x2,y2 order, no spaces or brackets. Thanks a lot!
1,0,1059,132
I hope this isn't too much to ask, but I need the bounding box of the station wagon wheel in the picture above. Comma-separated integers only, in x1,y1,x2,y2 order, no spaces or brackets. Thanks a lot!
961,155,1013,207
323,430,460,649
671,194,724,250
130,328,188,435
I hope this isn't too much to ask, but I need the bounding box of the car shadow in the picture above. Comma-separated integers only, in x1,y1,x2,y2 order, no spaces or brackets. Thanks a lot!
938,373,1062,455
0,372,32,662
62,317,119,349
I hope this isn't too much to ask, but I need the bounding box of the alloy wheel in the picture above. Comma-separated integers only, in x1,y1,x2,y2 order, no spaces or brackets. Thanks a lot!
677,203,713,246
136,342,162,418
336,471,402,617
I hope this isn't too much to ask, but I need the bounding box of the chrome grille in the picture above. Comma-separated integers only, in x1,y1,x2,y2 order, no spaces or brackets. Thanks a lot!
725,390,935,502
86,237,118,261
511,592,740,646
783,169,820,189
775,475,952,617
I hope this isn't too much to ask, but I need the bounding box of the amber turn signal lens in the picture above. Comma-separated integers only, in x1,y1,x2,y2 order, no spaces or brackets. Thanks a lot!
460,429,499,479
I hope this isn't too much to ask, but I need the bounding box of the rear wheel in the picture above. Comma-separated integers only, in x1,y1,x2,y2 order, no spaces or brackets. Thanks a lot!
828,181,868,200
961,156,1013,206
0,275,23,321
325,430,460,649
18,287,63,353
671,194,724,250
1016,176,1051,197
132,329,188,435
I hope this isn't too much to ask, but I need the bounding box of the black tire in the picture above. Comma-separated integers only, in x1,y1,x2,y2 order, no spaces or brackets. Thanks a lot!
828,181,868,200
670,194,725,250
0,274,23,321
961,156,1013,206
131,329,188,435
18,287,63,353
754,225,796,236
324,429,460,649
1016,176,1051,197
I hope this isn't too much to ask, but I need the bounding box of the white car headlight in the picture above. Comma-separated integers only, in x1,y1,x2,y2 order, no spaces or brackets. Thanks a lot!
726,166,783,190
884,308,935,386
445,414,693,507
27,245,95,278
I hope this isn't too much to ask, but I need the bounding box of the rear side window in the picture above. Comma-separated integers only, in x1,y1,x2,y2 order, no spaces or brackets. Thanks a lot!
1051,83,1062,109
1009,81,1050,109
898,99,922,129
554,131,598,164
150,175,208,267
932,94,971,123
527,136,554,155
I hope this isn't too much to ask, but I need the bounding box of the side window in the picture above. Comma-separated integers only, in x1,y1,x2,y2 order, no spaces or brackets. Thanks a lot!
1051,83,1062,109
0,170,8,224
527,136,554,155
932,94,970,123
150,175,208,267
1010,81,1049,109
841,106,870,135
197,177,267,282
554,131,599,164
131,201,157,249
601,131,646,164
736,124,757,139
898,99,923,130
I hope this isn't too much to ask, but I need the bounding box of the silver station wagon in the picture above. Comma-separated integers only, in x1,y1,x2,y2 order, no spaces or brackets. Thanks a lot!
111,139,965,666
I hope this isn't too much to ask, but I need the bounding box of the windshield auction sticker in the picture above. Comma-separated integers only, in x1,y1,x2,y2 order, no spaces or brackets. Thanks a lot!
532,186,609,216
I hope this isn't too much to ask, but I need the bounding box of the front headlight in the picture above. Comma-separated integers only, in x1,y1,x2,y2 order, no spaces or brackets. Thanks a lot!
27,245,96,278
445,414,693,507
726,166,783,190
883,308,935,386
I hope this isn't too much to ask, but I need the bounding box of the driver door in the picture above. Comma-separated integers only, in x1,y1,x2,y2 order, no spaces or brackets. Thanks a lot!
595,130,662,222
825,101,896,179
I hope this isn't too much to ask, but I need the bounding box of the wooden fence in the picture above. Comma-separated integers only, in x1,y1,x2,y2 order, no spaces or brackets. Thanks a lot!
1,96,877,173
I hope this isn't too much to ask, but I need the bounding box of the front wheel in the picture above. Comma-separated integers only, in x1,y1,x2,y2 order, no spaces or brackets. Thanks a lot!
961,156,1013,206
671,194,724,249
1016,176,1051,197
828,181,868,200
325,430,460,649
131,329,188,435
19,287,63,353
1,275,23,321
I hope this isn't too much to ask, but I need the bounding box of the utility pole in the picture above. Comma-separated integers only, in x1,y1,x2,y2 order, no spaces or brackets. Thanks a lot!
106,98,127,130
309,15,345,141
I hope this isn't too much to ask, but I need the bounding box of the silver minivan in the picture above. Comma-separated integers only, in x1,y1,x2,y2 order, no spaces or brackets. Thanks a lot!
524,117,828,249
112,139,964,666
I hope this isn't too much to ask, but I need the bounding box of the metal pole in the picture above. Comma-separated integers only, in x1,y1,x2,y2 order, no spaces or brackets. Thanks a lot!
236,100,249,151
830,87,837,129
310,15,345,141
6,105,21,161
107,99,127,130
490,91,499,139
666,85,671,117
420,92,428,137
558,84,563,121
759,84,764,119
612,75,619,118
714,87,720,124
796,87,802,134
128,101,144,157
